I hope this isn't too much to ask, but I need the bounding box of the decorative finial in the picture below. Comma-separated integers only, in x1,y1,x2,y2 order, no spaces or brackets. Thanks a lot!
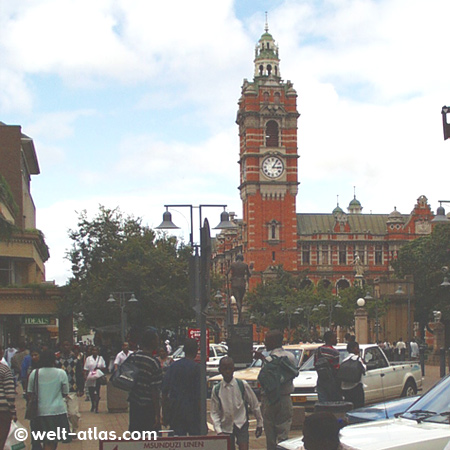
337,194,339,206
353,185,356,199
265,11,269,32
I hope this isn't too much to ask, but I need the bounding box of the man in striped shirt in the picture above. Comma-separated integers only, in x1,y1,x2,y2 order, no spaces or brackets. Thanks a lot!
128,329,163,433
0,345,16,448
314,331,342,403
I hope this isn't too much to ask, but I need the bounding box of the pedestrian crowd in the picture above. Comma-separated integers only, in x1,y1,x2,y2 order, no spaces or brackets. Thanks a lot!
0,329,425,450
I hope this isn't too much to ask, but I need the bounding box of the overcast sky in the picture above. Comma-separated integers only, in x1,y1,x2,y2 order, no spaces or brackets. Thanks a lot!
1,0,449,285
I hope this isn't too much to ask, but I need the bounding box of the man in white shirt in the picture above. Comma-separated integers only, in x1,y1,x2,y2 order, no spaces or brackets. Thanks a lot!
410,339,419,360
114,342,133,372
395,338,406,360
211,357,263,450
340,341,366,409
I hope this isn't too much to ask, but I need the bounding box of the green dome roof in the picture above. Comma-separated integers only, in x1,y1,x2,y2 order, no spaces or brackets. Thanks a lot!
349,198,361,207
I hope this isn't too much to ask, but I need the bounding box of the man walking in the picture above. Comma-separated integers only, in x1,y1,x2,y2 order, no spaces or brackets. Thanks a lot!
256,329,297,450
211,357,263,450
128,329,162,433
56,340,84,434
162,338,201,435
314,331,342,403
113,342,132,372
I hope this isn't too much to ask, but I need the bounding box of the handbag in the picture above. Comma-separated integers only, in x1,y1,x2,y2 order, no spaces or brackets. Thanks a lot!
111,356,139,391
5,420,26,450
25,369,39,421
88,359,107,385
98,374,108,385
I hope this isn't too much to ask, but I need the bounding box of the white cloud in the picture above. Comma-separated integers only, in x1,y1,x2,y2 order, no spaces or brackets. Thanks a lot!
5,0,450,286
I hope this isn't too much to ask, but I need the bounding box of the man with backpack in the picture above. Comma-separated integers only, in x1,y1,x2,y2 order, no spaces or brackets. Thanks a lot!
314,331,342,403
339,341,366,409
256,329,298,450
211,357,262,450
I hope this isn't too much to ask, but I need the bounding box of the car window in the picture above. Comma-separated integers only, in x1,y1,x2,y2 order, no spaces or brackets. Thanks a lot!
215,346,227,357
249,350,269,368
171,346,185,359
364,347,388,369
299,348,348,371
286,349,303,367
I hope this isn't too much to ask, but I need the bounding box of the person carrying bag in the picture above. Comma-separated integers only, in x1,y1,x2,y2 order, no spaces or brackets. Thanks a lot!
338,341,366,409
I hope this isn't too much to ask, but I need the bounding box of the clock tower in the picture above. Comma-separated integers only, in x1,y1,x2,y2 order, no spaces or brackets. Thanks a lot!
237,24,299,282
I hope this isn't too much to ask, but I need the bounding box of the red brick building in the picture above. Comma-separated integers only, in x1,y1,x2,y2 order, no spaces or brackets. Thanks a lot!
212,27,438,343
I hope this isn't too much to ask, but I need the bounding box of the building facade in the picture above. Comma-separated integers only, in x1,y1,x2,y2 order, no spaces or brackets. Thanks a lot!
0,122,70,347
213,27,438,343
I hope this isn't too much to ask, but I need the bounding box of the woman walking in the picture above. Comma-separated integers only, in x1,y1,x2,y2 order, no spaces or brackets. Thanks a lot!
27,350,72,449
84,346,106,413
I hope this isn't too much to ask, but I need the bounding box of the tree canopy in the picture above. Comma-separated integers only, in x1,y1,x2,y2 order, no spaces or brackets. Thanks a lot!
64,206,194,332
392,224,450,331
245,267,368,342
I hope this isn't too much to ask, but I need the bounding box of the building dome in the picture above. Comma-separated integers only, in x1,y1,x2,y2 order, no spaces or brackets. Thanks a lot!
387,207,405,225
333,204,344,215
348,196,363,214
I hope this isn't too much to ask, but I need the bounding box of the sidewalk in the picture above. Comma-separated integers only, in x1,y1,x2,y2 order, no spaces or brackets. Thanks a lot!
14,365,442,450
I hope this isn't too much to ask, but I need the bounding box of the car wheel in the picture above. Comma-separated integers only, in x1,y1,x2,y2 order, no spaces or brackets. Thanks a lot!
401,379,417,397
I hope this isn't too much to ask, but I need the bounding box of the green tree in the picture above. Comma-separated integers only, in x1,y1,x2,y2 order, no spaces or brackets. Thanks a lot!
64,206,193,332
246,267,363,341
392,224,450,334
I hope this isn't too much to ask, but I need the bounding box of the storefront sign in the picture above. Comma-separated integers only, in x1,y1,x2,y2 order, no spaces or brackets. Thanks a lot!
188,328,210,360
21,316,50,325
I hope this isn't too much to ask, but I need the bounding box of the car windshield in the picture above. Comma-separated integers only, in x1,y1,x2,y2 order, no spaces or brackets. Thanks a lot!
300,348,349,371
401,375,450,423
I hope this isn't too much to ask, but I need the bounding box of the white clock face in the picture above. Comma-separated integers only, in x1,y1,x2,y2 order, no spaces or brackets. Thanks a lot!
262,156,284,178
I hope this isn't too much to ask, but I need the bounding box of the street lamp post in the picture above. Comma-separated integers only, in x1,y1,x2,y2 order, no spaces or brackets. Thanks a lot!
280,308,301,343
107,292,138,343
395,283,412,351
318,297,343,329
156,203,235,436
364,292,378,343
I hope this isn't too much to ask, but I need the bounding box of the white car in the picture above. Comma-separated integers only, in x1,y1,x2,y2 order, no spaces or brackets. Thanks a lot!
208,343,321,398
277,374,450,450
291,344,422,410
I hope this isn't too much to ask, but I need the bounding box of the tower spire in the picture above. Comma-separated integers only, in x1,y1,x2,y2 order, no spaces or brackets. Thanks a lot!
253,18,280,79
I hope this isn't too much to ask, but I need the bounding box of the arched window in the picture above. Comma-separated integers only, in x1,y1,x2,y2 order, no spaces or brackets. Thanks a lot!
263,91,269,103
274,92,280,104
319,279,331,289
266,120,279,147
274,66,278,76
300,279,313,289
336,279,350,293
267,64,272,76
259,65,264,76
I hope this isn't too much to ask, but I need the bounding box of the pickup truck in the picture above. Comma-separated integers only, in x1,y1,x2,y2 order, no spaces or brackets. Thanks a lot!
291,343,422,410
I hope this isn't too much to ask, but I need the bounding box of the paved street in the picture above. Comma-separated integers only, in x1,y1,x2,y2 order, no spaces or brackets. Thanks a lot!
13,365,441,449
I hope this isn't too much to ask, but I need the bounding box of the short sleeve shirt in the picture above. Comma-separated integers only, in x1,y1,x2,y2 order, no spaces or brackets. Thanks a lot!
129,351,162,407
